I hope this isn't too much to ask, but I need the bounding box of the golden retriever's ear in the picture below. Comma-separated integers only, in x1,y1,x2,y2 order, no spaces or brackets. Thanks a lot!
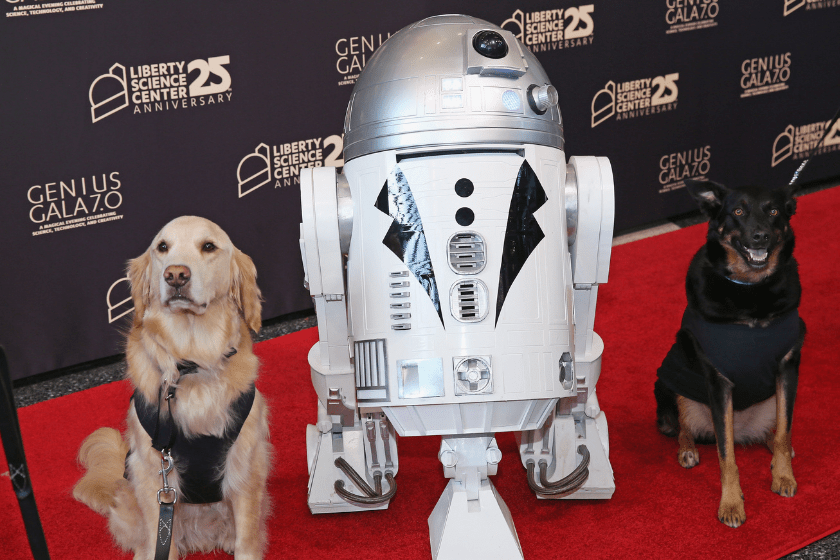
127,252,152,327
231,248,263,333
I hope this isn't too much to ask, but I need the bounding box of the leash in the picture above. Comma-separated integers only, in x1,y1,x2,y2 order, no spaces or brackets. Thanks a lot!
788,103,840,187
150,348,237,560
0,347,51,560
154,452,176,560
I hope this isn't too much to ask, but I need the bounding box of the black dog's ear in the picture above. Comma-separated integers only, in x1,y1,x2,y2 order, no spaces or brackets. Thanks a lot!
774,183,798,217
685,179,728,217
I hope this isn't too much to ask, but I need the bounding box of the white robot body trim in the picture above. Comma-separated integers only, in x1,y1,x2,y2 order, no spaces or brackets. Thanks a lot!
299,14,615,559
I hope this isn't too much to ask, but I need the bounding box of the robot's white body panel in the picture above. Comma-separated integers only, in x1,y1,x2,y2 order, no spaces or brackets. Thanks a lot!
298,14,615,559
345,146,573,437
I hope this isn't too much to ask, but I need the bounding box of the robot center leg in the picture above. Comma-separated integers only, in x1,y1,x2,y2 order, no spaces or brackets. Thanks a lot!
429,435,523,560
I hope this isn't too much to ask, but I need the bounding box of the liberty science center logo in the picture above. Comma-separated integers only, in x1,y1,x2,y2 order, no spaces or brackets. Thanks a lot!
772,118,840,167
236,135,345,198
501,4,595,52
89,55,232,122
591,73,679,127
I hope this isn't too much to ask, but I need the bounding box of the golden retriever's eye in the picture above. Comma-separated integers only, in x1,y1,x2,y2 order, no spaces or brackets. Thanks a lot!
733,208,744,217
202,242,217,253
157,241,168,253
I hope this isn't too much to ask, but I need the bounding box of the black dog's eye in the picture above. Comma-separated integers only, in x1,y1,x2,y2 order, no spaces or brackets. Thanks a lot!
769,208,779,216
202,242,217,253
733,208,744,217
157,241,168,253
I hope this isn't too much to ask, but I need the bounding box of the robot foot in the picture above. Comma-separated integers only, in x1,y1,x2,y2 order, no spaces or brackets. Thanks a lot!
306,423,397,513
518,412,615,500
526,444,590,497
429,478,523,560
333,456,397,505
545,413,614,500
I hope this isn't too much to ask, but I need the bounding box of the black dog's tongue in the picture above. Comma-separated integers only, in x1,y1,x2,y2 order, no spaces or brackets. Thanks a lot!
746,247,768,264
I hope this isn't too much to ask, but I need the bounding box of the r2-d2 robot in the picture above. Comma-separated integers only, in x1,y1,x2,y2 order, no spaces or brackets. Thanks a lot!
299,15,614,560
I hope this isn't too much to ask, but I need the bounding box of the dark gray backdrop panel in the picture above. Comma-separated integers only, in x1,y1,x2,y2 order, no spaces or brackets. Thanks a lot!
2,0,838,379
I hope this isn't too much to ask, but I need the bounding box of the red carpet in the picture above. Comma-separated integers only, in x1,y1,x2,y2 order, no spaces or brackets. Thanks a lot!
3,186,840,560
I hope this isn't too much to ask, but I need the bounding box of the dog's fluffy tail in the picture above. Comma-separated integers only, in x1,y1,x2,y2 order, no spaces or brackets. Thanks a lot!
74,428,145,551
73,427,129,515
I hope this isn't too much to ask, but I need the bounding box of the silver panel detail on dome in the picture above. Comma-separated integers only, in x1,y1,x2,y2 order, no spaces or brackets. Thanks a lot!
343,15,564,162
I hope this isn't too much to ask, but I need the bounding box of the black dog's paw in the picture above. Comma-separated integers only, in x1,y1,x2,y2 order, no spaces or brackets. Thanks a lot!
772,475,797,497
678,448,700,468
718,499,746,528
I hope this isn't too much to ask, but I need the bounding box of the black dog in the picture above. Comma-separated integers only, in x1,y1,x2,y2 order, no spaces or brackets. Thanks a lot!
654,179,806,528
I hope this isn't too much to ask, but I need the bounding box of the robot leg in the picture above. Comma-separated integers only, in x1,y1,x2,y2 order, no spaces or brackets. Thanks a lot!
518,338,615,500
429,436,523,560
305,345,399,513
306,399,400,513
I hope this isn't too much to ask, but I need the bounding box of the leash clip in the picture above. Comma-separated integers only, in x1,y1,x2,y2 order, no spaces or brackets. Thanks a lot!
157,451,177,505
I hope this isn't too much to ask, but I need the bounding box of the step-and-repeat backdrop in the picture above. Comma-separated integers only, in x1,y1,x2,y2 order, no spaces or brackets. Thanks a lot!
2,1,838,379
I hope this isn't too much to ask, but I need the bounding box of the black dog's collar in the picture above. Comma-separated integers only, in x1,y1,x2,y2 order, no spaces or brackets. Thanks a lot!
722,275,755,286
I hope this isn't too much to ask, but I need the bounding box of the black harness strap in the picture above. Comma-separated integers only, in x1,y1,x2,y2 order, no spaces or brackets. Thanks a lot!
145,348,239,454
135,347,245,560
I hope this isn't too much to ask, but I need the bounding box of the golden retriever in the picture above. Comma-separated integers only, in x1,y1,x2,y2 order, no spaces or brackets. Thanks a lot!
73,216,271,559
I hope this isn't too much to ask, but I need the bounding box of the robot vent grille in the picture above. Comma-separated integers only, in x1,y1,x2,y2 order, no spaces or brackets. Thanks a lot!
450,279,489,323
448,232,486,274
354,338,388,400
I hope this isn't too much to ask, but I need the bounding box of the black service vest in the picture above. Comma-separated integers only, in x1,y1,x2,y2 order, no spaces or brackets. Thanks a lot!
657,308,800,410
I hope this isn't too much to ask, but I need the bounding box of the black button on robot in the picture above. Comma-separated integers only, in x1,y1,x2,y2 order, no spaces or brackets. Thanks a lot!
455,178,474,198
456,207,475,226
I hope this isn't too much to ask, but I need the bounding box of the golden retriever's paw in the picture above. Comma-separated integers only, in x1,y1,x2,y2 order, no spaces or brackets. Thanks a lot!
772,475,797,497
718,500,746,528
678,448,699,468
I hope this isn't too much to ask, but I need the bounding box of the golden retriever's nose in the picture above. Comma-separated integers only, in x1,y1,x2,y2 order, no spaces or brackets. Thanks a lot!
164,265,191,288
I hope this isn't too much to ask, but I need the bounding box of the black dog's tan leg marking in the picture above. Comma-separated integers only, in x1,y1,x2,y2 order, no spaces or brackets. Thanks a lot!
680,329,745,527
676,396,700,468
771,318,805,497
713,393,745,528
765,431,795,458
771,384,796,497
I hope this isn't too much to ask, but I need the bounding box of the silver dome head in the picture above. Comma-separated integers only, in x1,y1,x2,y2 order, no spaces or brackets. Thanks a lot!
342,14,564,162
